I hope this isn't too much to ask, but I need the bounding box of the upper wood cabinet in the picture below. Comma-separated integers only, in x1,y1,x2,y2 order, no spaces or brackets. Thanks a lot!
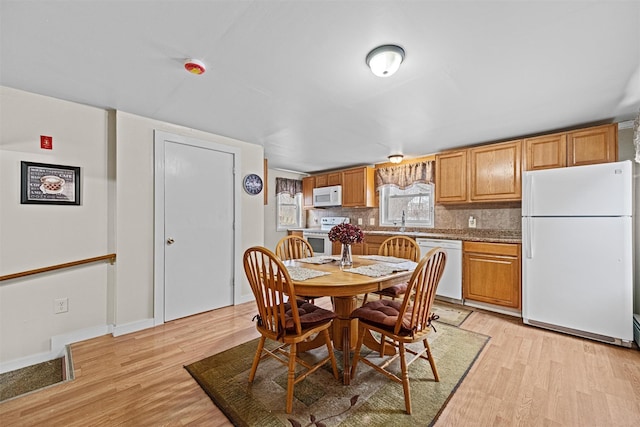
314,171,341,187
435,150,468,203
567,124,617,167
302,176,315,209
436,141,521,204
523,133,567,171
469,139,521,202
524,123,617,171
341,166,376,207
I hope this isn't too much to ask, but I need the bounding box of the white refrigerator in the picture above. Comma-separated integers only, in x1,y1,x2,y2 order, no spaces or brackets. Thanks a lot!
522,160,635,346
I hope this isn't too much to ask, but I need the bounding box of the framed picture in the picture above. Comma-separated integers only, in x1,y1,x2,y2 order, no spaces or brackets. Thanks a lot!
20,161,81,205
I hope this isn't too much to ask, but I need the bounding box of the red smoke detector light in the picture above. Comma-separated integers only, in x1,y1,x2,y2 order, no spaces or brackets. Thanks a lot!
184,59,206,75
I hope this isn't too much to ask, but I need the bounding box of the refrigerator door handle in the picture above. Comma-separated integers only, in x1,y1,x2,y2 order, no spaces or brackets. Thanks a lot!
524,217,533,259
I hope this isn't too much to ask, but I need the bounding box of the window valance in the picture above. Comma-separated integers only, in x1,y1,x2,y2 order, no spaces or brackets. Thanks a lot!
375,161,434,189
275,177,303,197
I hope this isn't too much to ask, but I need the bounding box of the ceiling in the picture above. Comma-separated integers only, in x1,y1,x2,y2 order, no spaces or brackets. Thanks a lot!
1,1,639,174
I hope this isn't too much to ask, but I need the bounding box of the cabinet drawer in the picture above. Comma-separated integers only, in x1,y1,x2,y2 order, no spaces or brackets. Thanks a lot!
463,241,520,256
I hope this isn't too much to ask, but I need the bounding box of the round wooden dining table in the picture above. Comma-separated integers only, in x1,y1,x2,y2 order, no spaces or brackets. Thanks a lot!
283,255,416,384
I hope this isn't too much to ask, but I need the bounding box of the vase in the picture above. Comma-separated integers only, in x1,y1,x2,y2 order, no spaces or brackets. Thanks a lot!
340,243,353,267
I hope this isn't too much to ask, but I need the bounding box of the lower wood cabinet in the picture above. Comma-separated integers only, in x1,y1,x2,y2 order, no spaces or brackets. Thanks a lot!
463,241,521,309
363,234,390,255
332,241,364,255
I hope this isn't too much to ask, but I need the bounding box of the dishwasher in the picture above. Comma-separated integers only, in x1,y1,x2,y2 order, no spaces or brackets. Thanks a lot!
415,238,462,302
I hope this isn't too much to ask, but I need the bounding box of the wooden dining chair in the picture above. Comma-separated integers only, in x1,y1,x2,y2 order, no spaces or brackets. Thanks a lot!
243,246,339,414
361,235,420,305
350,247,446,415
275,235,318,303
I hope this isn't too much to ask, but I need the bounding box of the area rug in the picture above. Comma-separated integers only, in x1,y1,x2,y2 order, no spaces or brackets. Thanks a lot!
431,301,471,327
185,322,488,426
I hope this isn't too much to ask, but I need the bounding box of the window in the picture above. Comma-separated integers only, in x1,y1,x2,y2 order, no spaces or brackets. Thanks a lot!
276,192,303,231
379,183,434,228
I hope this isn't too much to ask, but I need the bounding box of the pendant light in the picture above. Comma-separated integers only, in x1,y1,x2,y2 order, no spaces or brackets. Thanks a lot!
366,45,405,77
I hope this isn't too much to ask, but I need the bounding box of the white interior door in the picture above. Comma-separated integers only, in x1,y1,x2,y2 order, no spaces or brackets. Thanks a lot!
163,139,235,321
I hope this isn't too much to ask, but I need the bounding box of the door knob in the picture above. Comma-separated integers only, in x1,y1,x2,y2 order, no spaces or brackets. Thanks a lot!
167,238,175,245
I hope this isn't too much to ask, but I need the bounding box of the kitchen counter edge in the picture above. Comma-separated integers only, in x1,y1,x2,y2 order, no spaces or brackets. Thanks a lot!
289,228,521,244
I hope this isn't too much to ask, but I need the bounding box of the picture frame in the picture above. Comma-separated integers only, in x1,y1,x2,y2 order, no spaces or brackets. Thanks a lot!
20,161,81,205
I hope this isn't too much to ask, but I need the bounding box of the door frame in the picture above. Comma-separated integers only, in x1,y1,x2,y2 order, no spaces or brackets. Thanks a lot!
153,130,242,325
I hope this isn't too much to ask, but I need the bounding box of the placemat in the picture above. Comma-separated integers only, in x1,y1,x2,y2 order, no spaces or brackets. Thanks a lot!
296,256,336,265
286,266,331,281
345,263,411,278
358,255,411,264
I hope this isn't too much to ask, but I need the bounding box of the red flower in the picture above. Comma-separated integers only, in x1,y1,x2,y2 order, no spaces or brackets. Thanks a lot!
328,223,364,245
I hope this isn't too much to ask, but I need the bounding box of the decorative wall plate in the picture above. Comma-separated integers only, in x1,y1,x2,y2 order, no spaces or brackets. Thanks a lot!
243,173,263,195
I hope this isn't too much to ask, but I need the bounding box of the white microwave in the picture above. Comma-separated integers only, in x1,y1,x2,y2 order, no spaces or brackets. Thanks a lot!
313,185,342,207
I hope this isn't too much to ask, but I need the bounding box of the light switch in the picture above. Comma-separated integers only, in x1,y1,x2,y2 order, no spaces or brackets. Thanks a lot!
369,218,375,225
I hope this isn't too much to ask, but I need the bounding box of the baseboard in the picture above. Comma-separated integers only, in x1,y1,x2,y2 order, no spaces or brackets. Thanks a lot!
112,318,155,337
462,300,522,317
1,323,111,375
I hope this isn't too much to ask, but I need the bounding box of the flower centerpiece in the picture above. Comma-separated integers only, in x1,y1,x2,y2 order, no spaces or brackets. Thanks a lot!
328,222,364,267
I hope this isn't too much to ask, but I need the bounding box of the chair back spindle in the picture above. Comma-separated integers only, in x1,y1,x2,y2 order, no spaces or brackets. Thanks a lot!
394,247,446,336
244,247,302,337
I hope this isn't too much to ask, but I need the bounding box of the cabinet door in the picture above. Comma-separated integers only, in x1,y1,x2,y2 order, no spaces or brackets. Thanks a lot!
332,240,364,255
327,172,342,186
463,242,521,309
363,234,390,255
469,140,521,202
435,150,468,203
302,176,315,208
341,167,376,207
523,133,566,171
567,124,617,167
315,174,328,187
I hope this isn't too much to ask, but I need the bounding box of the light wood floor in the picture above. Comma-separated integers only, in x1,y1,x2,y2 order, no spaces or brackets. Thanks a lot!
1,298,639,426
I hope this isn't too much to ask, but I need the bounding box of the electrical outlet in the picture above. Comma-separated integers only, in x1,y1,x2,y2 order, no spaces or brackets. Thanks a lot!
357,218,363,225
369,218,375,226
468,216,477,228
54,298,68,314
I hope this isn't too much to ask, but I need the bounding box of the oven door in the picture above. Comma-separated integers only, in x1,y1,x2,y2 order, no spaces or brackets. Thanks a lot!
303,232,333,256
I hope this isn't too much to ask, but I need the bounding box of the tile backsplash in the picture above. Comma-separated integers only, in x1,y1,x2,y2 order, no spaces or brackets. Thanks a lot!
307,203,521,232
435,203,521,231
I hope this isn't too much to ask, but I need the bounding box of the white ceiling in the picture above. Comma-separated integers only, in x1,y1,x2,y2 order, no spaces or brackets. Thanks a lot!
1,1,639,173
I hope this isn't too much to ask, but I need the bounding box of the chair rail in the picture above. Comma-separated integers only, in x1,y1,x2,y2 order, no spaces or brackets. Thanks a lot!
0,253,116,282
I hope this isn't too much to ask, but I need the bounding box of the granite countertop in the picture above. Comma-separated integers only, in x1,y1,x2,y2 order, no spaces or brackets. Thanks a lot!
361,228,521,244
291,227,521,243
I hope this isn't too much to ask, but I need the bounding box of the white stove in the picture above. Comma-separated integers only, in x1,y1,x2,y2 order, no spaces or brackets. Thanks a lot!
303,217,349,255
320,216,350,231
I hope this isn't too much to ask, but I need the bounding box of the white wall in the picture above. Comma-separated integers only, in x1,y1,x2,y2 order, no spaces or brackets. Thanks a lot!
0,87,264,370
264,169,306,251
113,112,263,329
0,87,110,368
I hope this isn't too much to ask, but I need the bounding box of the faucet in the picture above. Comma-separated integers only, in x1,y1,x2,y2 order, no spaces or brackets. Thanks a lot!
399,210,406,232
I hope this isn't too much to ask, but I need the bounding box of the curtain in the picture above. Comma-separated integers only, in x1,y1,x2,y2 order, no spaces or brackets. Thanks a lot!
275,177,303,197
375,161,434,189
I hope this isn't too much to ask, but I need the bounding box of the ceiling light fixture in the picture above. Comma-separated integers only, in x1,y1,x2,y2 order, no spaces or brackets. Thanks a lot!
184,59,206,75
388,154,404,164
366,45,405,77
